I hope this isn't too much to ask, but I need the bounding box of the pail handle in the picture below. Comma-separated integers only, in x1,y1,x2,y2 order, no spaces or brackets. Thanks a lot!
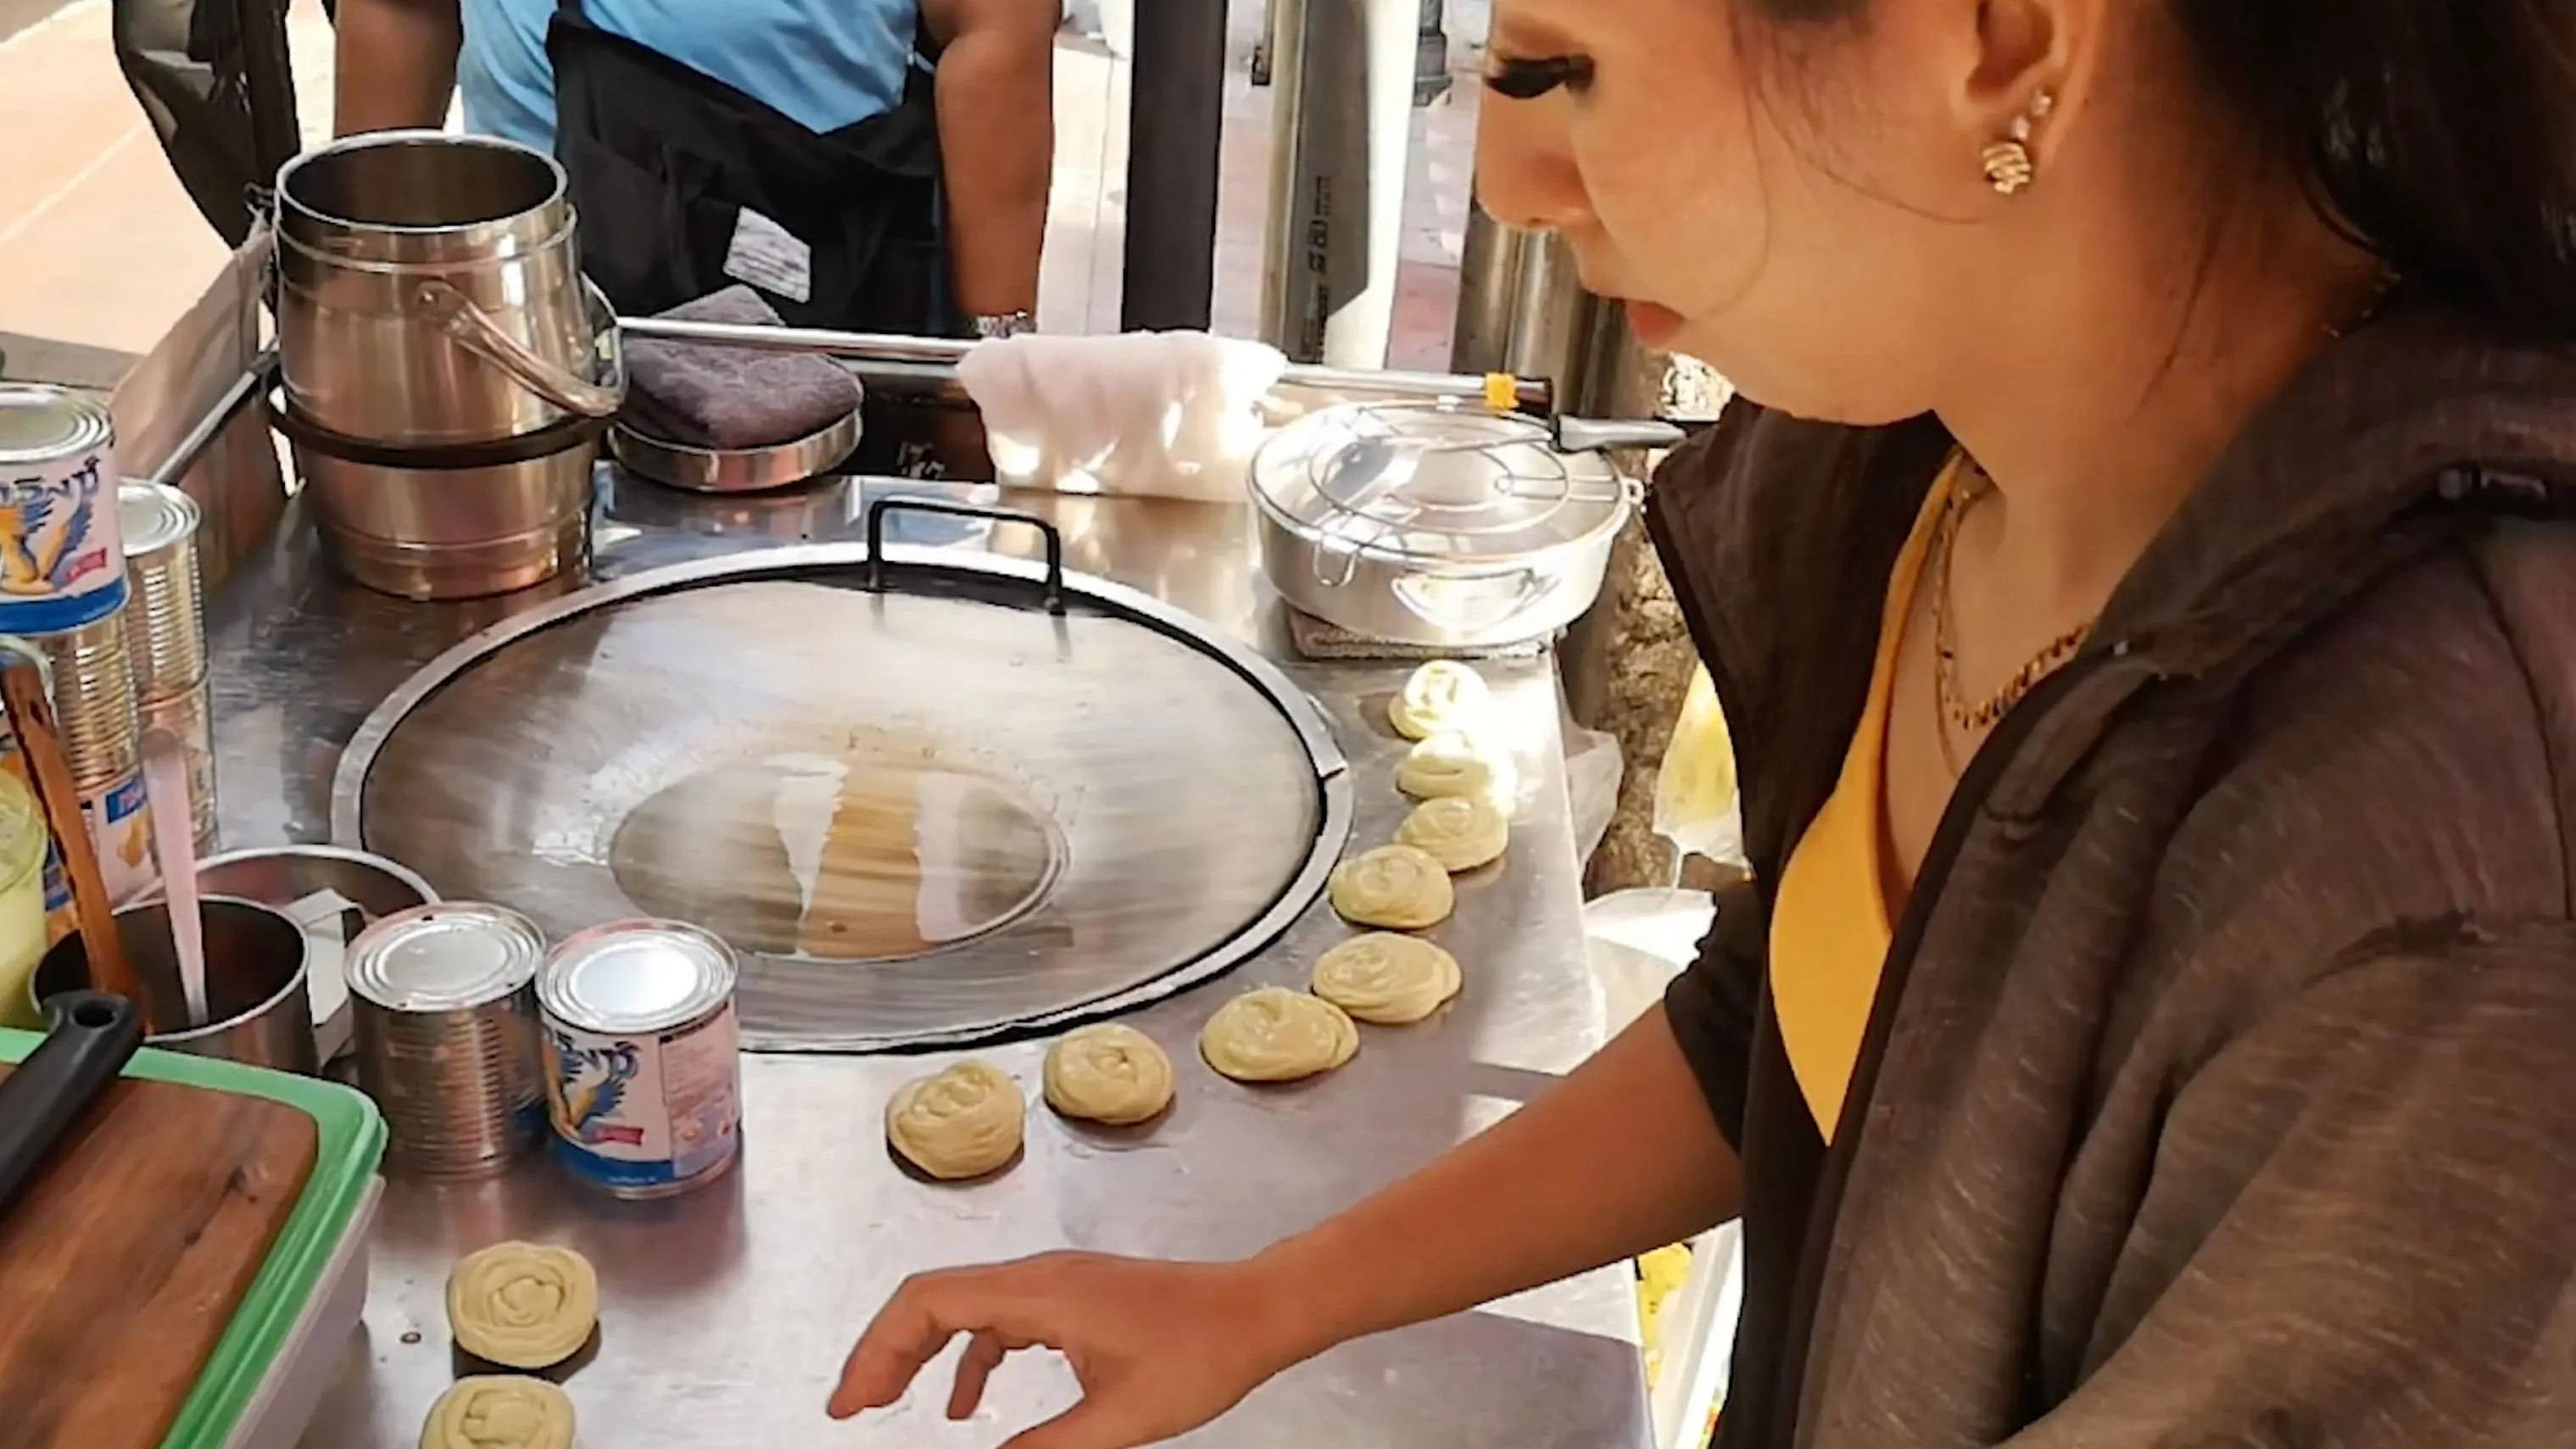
414,276,627,420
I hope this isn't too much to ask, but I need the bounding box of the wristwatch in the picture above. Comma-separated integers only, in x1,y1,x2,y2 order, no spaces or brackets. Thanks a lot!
970,311,1037,340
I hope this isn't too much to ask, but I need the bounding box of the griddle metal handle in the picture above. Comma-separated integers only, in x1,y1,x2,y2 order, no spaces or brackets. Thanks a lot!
0,991,144,1218
864,497,1068,615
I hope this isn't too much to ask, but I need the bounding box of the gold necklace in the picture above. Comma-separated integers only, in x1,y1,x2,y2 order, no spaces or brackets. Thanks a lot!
1930,465,2095,766
1924,269,2395,772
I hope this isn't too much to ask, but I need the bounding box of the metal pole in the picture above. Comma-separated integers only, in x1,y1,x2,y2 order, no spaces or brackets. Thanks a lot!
1449,198,1526,376
1509,236,1599,389
1120,0,1229,332
1451,199,1602,394
1258,0,1418,367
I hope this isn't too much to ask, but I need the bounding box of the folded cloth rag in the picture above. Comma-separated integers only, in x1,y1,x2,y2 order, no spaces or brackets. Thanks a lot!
620,285,862,449
957,331,1289,502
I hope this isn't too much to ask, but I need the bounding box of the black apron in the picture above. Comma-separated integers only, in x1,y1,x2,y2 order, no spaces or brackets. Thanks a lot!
546,0,966,337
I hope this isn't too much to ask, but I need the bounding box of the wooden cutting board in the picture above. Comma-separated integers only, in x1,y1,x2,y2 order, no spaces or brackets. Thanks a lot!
0,1059,319,1449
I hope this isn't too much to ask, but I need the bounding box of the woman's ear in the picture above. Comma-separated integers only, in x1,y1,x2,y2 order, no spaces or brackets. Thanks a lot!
1970,2,2093,125
1946,0,2101,194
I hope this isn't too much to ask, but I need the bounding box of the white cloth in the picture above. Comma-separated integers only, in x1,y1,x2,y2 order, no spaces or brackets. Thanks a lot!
957,332,1290,503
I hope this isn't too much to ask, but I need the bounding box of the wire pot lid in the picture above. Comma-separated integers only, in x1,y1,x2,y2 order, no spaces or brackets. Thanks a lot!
1250,402,1627,566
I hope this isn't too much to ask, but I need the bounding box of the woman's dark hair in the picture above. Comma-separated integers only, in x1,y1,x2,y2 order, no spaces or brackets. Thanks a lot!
1748,0,2576,337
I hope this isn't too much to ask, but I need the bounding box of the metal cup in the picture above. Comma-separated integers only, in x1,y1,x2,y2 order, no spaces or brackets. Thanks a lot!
134,844,440,1063
30,895,321,1074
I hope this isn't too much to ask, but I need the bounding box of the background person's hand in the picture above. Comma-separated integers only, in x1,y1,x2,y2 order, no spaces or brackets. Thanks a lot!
828,1251,1311,1449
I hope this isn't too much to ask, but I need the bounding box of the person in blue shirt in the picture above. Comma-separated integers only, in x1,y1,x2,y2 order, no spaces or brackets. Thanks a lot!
332,0,1056,339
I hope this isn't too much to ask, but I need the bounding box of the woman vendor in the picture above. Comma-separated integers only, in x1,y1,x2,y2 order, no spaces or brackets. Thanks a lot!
830,0,2576,1444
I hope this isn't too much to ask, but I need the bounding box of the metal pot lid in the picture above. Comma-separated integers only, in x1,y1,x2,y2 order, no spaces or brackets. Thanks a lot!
332,534,1352,1053
1250,402,1626,566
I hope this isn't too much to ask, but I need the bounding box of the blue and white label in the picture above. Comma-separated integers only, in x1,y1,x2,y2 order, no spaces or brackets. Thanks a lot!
0,447,127,633
36,766,153,944
542,1004,743,1193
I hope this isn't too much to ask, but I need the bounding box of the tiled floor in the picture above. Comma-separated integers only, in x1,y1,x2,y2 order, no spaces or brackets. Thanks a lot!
0,0,1480,367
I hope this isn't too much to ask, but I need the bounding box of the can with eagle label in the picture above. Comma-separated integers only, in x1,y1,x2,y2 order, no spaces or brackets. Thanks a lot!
0,387,125,633
0,621,153,945
537,918,743,1200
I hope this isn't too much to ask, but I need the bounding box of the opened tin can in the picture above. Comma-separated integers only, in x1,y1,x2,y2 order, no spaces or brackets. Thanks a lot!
537,918,743,1199
347,901,549,1179
0,627,152,946
0,386,125,632
14,609,142,786
118,480,205,699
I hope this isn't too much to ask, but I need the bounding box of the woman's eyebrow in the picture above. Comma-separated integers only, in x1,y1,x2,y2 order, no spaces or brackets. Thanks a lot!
1486,5,1585,57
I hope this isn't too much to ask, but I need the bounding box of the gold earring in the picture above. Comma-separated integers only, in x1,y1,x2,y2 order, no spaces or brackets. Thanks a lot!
1982,91,2055,197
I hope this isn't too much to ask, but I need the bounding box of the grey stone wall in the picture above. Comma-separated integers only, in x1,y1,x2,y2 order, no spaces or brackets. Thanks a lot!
1564,351,1733,894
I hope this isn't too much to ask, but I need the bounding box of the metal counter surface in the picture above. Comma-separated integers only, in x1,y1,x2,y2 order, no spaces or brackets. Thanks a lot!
207,470,1648,1449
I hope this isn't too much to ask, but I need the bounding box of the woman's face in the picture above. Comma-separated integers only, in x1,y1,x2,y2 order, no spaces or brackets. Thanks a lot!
1477,0,2108,425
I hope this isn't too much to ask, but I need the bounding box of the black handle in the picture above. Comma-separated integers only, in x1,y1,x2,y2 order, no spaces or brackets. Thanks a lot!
0,991,144,1218
863,497,1067,614
265,387,612,472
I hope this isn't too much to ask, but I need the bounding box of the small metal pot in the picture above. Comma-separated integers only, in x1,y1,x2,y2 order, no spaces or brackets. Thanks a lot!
1248,402,1640,649
31,896,321,1075
133,844,439,1064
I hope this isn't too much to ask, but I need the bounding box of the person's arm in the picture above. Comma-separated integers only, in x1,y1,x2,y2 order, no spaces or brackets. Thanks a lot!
1251,1003,1741,1361
332,0,463,136
918,0,1055,319
831,1006,1742,1449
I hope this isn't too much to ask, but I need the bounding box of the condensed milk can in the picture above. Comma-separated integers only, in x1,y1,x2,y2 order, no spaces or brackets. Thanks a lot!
536,918,744,1199
118,481,215,850
0,628,153,945
347,901,550,1179
0,387,125,633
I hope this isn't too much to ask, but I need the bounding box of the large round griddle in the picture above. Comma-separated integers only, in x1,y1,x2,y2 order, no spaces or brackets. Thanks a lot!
331,511,1352,1051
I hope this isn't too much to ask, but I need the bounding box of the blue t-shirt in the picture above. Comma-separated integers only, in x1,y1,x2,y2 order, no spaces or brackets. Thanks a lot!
459,0,917,151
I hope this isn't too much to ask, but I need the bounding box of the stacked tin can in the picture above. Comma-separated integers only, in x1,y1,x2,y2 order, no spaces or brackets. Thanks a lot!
346,901,551,1179
119,480,216,853
0,385,157,945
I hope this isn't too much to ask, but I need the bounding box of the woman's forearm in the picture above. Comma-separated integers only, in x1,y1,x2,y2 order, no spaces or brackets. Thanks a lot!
1246,1004,1741,1362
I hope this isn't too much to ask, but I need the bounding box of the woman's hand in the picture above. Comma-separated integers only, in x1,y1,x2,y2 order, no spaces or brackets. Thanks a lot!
828,1251,1313,1449
828,1010,1741,1447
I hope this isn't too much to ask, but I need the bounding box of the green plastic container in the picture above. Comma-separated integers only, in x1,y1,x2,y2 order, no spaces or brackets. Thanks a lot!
0,1028,387,1449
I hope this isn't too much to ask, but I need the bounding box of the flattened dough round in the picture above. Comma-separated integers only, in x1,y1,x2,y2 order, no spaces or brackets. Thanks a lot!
445,1240,598,1369
1313,933,1463,1025
421,1375,575,1449
1200,986,1360,1083
1396,731,1516,812
1388,660,1491,740
1044,1023,1177,1125
1329,844,1456,929
1394,794,1511,872
887,1060,1026,1179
